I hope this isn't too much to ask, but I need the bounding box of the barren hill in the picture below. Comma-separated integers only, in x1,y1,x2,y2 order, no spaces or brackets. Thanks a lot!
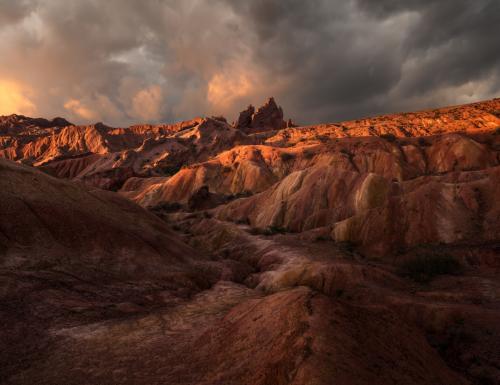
1,98,499,384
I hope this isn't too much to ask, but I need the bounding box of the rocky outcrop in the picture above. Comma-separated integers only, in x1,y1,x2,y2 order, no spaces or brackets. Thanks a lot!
235,105,255,130
235,97,287,134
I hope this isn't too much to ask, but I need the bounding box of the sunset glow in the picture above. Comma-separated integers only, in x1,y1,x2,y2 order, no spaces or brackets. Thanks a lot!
131,85,164,121
0,80,36,116
207,72,253,109
63,99,97,121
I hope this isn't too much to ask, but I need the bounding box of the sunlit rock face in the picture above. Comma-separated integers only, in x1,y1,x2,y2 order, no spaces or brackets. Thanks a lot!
1,98,500,385
2,97,499,251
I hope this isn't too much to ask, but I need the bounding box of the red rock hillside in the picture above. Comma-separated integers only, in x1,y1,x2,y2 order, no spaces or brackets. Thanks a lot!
1,98,499,384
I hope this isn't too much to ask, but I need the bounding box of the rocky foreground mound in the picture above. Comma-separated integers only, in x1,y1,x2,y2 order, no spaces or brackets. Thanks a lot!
1,98,499,384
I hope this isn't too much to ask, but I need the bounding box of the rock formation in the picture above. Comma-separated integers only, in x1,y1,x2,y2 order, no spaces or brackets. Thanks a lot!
235,97,287,133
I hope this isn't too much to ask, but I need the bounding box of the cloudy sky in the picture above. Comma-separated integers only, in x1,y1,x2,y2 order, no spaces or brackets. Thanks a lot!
0,0,499,126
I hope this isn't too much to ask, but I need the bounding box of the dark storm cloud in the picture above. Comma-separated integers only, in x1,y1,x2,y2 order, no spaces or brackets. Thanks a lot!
0,0,498,125
356,0,500,89
223,0,500,122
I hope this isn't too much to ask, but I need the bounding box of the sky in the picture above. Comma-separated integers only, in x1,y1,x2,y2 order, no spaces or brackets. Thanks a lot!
0,0,499,126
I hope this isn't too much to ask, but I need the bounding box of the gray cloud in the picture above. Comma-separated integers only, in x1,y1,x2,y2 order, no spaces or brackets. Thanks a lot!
0,0,34,25
0,0,498,126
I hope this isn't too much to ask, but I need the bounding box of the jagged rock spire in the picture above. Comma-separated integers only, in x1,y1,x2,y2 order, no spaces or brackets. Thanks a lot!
235,97,287,134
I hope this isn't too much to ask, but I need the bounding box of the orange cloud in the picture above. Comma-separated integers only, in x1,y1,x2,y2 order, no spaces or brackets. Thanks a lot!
64,99,97,120
207,71,253,109
131,85,163,121
0,80,37,116
63,95,122,123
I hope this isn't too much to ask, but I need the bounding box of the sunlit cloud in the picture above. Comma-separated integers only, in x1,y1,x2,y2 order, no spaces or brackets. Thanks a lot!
131,85,163,121
63,94,123,123
0,79,37,116
208,71,253,109
64,99,97,121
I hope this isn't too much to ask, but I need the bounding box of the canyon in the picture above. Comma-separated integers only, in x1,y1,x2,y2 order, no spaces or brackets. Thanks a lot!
1,97,499,384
